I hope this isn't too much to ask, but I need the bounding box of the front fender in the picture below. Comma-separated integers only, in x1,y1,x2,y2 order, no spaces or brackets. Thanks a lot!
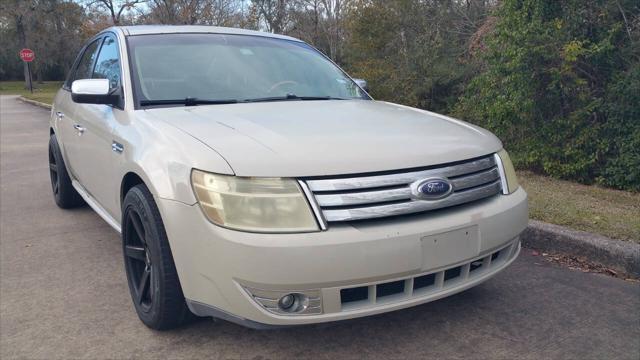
114,111,234,207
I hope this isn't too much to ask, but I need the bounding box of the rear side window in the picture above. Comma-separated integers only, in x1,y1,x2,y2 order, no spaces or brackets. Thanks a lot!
92,36,121,90
73,39,101,82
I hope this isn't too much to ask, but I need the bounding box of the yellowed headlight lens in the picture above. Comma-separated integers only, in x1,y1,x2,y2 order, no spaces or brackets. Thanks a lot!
191,170,319,233
497,149,519,194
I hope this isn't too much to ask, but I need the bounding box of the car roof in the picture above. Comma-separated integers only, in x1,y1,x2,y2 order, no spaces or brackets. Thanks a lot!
114,25,302,42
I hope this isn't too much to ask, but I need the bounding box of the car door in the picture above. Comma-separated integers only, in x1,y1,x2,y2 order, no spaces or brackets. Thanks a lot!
59,38,103,185
68,34,124,218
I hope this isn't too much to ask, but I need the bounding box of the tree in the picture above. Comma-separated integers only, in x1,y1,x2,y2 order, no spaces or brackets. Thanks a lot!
143,0,242,26
1,0,35,88
454,0,640,190
87,0,147,25
344,0,492,110
30,1,88,79
319,0,349,62
253,0,290,33
288,0,322,45
0,0,88,84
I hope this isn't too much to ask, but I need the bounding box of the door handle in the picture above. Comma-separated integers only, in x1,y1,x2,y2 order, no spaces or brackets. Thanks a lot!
55,111,64,120
112,141,124,154
73,124,85,135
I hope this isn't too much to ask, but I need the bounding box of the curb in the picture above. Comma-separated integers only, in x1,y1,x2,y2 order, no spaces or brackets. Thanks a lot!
522,220,640,277
18,96,52,110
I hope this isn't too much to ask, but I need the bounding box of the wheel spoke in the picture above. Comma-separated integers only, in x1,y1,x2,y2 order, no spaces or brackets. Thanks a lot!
148,266,155,300
130,212,146,244
136,268,150,304
124,245,146,261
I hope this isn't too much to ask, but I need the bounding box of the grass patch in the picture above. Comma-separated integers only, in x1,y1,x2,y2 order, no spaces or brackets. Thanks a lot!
519,171,640,242
0,81,62,104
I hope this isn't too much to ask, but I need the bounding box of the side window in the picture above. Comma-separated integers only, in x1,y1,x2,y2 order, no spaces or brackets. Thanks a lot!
72,39,101,82
93,36,121,90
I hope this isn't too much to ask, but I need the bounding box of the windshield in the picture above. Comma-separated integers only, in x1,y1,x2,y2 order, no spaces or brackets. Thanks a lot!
127,33,369,106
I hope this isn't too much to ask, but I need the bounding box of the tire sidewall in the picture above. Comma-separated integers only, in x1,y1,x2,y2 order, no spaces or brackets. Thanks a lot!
122,185,184,328
48,134,84,208
123,187,161,322
49,135,63,204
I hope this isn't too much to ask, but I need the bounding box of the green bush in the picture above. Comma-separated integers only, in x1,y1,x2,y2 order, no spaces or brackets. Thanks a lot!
599,65,640,191
454,0,639,191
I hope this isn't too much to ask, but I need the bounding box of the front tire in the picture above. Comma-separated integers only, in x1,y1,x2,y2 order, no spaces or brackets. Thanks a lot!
49,134,84,208
122,184,193,330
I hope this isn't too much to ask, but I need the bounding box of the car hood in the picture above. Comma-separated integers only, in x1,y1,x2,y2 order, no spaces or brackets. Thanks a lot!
146,100,502,177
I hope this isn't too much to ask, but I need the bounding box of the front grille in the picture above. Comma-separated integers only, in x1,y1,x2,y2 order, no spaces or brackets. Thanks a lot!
339,240,519,311
303,154,503,223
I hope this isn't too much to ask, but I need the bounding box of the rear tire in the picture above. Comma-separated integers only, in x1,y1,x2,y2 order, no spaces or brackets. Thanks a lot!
122,184,193,330
49,134,84,208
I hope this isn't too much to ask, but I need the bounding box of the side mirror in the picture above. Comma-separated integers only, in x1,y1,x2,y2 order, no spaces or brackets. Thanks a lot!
71,79,119,106
354,78,369,92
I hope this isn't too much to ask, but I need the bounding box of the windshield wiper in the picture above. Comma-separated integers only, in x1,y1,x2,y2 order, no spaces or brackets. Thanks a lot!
140,97,238,106
242,94,347,103
140,95,346,106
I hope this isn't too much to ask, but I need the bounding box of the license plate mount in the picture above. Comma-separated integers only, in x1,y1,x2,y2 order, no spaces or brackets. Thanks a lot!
421,225,480,270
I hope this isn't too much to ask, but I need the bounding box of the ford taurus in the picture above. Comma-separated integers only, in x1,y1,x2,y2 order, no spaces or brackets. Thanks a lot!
49,25,528,330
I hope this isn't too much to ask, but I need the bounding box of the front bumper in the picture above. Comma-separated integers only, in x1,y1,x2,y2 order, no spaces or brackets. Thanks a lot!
157,187,528,327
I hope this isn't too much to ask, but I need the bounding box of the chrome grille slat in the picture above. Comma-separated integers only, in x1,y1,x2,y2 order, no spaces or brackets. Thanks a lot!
322,181,501,222
307,156,496,192
315,187,412,207
303,155,503,223
450,167,500,191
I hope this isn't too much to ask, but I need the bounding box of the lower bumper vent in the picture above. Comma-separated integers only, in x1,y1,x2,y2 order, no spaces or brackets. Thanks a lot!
339,240,519,311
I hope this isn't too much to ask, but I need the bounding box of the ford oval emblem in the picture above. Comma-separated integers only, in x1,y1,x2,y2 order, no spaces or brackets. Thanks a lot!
412,178,453,200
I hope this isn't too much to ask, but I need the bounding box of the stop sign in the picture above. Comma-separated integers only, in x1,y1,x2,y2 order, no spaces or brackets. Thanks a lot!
19,49,35,62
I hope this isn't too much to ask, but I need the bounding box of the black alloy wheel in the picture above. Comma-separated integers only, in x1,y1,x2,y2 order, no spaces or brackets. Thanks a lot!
122,184,193,330
49,140,60,196
124,208,155,311
48,134,84,208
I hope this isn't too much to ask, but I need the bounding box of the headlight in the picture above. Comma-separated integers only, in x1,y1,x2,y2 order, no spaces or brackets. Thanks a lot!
497,149,519,194
191,169,319,233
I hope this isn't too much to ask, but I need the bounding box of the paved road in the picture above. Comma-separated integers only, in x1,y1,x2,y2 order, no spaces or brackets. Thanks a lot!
1,95,639,359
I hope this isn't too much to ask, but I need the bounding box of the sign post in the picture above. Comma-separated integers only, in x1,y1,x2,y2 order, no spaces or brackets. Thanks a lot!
19,49,35,94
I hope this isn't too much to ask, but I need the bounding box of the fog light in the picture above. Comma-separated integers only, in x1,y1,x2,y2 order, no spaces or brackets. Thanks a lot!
242,286,322,315
277,293,309,313
278,294,296,310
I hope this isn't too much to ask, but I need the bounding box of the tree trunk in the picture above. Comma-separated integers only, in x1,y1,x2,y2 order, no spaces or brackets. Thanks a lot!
34,66,41,84
16,15,32,90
